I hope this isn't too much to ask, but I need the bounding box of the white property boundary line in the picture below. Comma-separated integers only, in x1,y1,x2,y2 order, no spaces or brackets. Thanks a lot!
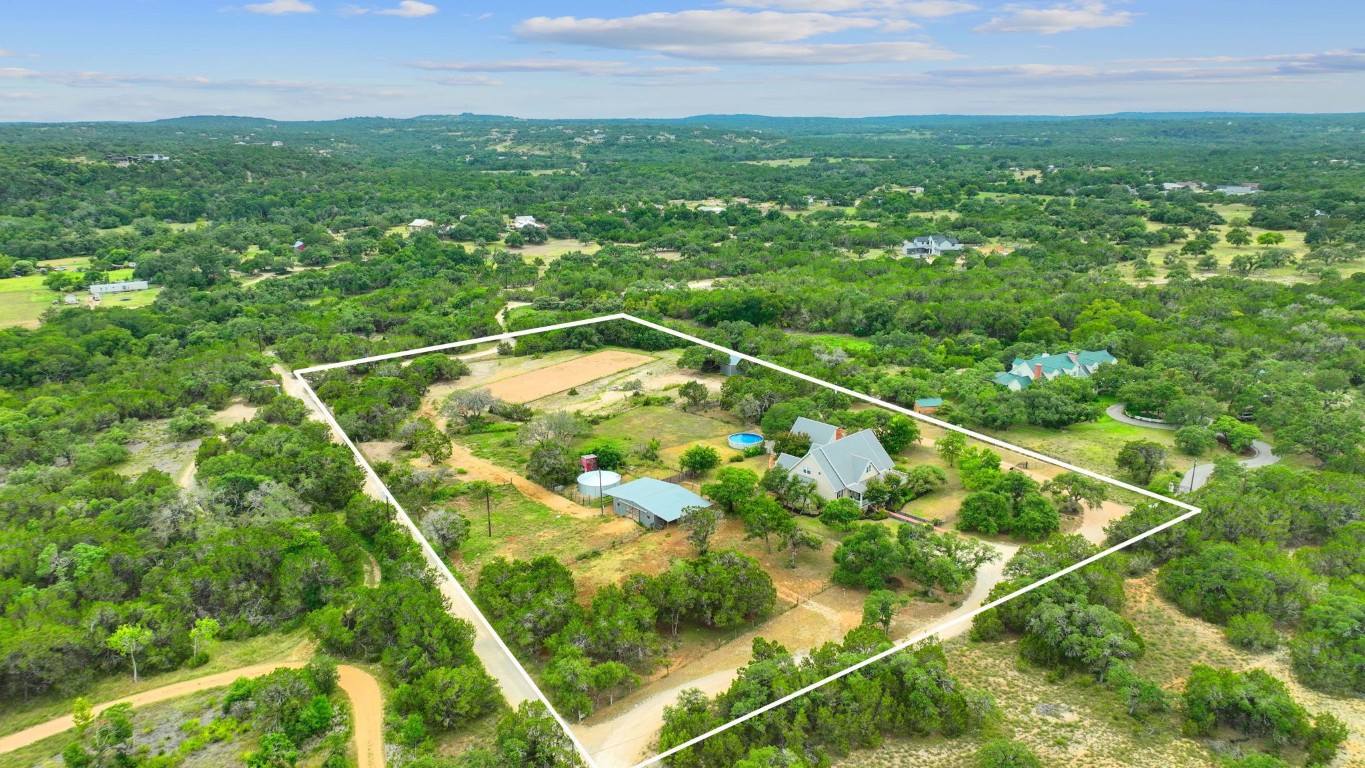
293,312,1201,768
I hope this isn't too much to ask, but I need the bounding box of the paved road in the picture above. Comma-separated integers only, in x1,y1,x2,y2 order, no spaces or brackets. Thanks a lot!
1107,403,1279,492
1105,403,1177,430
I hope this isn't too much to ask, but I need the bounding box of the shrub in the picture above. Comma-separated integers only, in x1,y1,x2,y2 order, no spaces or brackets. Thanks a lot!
974,739,1042,768
1225,612,1280,651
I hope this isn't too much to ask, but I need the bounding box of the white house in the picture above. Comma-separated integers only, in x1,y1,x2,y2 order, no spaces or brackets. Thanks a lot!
774,419,898,508
900,235,963,259
511,215,546,230
90,280,150,296
408,218,435,231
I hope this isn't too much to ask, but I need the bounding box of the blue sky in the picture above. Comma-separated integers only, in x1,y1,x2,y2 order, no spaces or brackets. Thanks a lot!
3,1,1364,120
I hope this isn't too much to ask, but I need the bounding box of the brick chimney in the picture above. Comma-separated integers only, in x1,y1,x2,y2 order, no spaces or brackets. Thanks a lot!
834,426,845,441
768,453,776,469
1067,351,1078,363
1033,363,1043,380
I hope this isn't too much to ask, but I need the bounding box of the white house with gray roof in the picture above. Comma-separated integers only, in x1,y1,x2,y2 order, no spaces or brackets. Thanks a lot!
900,235,963,259
774,419,898,508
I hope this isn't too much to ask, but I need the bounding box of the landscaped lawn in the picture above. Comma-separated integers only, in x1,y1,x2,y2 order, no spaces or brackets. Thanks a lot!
981,407,1234,481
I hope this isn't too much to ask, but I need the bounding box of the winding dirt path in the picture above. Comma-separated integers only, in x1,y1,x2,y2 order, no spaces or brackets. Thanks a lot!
0,659,306,755
0,660,385,768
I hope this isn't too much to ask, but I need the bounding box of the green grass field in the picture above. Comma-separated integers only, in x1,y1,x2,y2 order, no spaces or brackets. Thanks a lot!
0,267,154,328
447,486,625,582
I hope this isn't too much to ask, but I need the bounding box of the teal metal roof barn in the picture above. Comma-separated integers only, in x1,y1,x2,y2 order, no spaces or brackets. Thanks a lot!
609,478,711,530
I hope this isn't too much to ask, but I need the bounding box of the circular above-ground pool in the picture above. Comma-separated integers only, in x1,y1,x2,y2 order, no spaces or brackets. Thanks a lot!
576,470,622,498
728,432,765,451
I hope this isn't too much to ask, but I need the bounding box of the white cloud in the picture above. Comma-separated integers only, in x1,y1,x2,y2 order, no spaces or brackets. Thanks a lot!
687,41,955,64
515,10,879,48
426,74,502,86
512,9,956,64
825,49,1365,88
0,48,13,57
243,0,317,15
974,1,1133,34
377,1,438,17
1,66,408,99
413,59,721,77
723,0,977,17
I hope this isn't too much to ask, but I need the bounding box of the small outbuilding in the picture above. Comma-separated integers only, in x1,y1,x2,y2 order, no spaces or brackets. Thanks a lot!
913,397,943,415
609,478,711,530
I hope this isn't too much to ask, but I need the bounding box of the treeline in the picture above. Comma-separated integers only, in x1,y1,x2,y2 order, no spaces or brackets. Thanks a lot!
658,632,993,767
473,551,776,722
1110,466,1365,699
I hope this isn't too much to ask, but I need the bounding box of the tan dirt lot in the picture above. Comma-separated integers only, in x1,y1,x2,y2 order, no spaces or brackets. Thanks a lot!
484,350,655,404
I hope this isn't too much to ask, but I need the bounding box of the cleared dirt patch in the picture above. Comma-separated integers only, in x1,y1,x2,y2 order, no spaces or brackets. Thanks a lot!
486,350,654,404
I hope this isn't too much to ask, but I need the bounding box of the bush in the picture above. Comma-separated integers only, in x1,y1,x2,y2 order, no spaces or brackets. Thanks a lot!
1225,612,1279,651
974,739,1042,768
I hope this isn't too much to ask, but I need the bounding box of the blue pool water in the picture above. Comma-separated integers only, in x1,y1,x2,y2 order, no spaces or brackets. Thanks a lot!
728,432,764,450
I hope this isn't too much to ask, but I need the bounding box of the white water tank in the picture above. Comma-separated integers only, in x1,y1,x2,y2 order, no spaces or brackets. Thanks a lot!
576,470,622,498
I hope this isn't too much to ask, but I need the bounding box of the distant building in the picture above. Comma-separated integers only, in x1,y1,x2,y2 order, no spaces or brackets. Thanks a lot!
906,186,925,194
1162,181,1203,191
90,280,150,296
721,353,742,376
108,153,169,164
913,397,943,415
610,478,712,530
696,205,727,213
408,218,435,231
510,215,545,230
992,349,1117,390
1215,185,1260,196
900,235,963,259
62,294,81,305
774,419,898,508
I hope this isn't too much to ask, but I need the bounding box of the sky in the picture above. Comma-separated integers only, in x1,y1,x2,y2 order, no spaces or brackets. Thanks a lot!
3,1,1364,121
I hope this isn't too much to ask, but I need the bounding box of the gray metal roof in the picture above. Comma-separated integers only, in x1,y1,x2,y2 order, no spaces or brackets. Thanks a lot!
790,417,838,446
806,429,895,494
609,478,712,522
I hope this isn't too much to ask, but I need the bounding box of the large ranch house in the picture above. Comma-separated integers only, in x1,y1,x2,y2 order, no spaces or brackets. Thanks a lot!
992,349,1117,390
774,417,898,509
